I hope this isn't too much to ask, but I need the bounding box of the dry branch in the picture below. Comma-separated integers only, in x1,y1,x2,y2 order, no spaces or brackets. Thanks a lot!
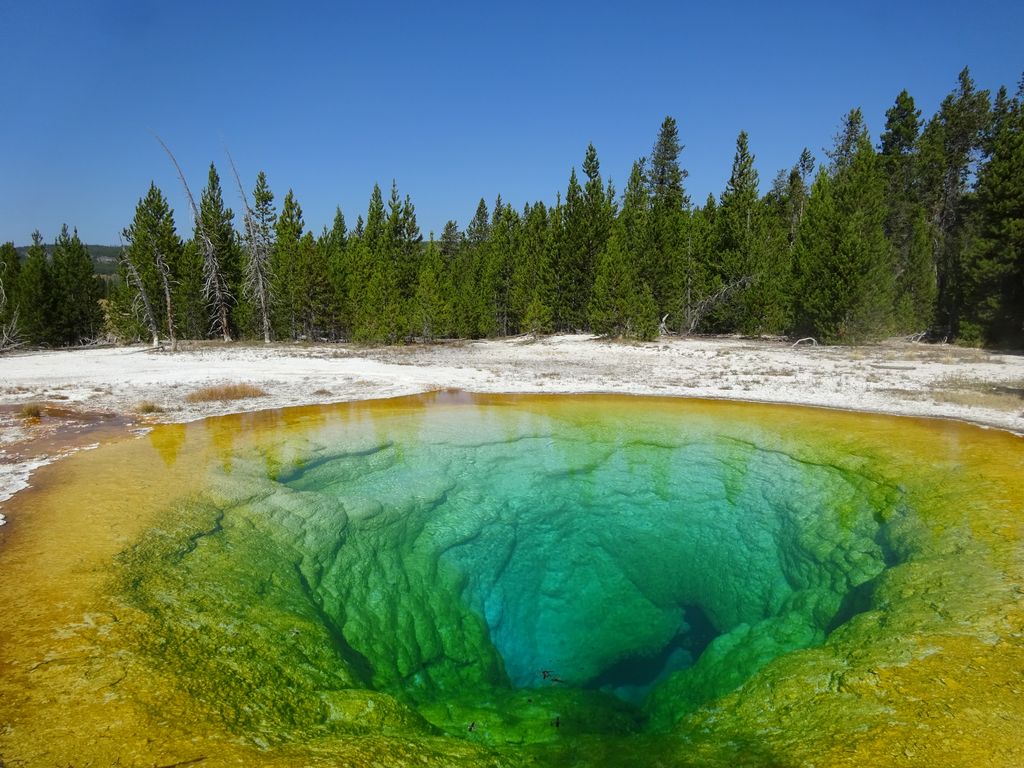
153,133,232,342
684,275,754,334
154,247,177,352
226,150,272,344
0,260,19,351
120,246,160,348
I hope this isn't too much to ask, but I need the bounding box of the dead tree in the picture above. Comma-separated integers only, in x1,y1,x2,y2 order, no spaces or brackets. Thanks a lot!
226,151,273,343
121,249,160,348
0,307,20,351
154,134,232,342
154,247,177,352
683,275,754,334
0,266,20,351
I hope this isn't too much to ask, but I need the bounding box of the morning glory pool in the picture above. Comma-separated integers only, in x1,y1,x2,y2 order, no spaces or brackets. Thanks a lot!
0,393,1021,766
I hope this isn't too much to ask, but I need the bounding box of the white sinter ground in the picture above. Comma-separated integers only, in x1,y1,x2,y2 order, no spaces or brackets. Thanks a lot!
2,334,1023,517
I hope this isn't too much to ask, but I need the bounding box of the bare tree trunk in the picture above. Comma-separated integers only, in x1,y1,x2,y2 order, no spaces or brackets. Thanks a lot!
0,267,17,350
123,253,160,347
226,150,272,344
154,134,232,342
685,275,754,334
154,248,177,352
0,270,20,350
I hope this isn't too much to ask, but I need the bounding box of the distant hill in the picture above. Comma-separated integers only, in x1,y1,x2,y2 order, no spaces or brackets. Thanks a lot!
13,243,120,276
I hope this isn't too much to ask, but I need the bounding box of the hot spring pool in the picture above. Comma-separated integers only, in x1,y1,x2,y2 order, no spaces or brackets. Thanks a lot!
1,393,1022,766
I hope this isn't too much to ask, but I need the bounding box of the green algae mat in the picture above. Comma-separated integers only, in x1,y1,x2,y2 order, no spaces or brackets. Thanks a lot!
1,393,1022,767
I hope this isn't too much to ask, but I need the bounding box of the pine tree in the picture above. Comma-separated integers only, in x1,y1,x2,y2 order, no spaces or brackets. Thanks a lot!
879,90,936,332
682,195,720,332
173,240,205,340
648,117,689,210
437,218,464,332
553,169,586,330
295,230,331,339
385,182,411,301
117,184,186,345
411,238,450,340
590,227,644,337
359,243,402,343
1,241,22,344
962,82,1024,346
713,131,776,333
580,144,614,325
198,163,240,338
453,199,491,337
465,198,490,246
790,150,815,245
618,160,652,286
511,201,554,332
238,171,276,342
439,220,463,261
18,231,55,345
794,120,896,343
347,186,382,339
522,293,553,336
396,190,423,302
270,189,304,339
901,211,936,332
324,206,348,339
646,117,691,324
917,68,992,336
483,203,519,335
51,225,103,345
350,184,404,343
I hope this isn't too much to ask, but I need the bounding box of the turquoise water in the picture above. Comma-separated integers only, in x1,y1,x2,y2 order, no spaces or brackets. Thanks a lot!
280,401,895,719
7,393,1022,766
106,393,911,748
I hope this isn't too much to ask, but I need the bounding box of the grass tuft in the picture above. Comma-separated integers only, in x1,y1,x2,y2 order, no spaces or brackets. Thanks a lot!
185,383,268,404
929,375,1024,411
19,403,43,418
136,400,164,414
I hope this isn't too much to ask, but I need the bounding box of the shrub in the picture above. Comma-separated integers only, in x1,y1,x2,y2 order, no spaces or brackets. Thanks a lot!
19,403,43,418
185,383,268,403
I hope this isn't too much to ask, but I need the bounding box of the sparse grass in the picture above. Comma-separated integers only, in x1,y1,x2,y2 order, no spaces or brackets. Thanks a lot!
136,400,164,414
19,403,43,418
869,363,916,371
932,389,1022,410
185,383,268,403
904,346,1001,365
928,375,1024,411
886,375,1024,412
312,388,333,396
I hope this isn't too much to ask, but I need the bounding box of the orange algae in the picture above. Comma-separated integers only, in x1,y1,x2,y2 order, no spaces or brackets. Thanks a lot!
0,394,1021,767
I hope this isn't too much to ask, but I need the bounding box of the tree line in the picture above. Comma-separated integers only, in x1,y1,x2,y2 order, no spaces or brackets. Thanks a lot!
2,68,1021,350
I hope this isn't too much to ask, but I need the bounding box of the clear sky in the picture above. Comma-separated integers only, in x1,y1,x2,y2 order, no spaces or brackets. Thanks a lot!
1,0,1021,246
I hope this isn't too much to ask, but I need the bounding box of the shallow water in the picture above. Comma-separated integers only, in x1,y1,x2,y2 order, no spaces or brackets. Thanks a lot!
1,393,1022,767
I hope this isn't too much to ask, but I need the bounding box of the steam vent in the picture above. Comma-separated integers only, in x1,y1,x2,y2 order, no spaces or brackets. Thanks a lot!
1,393,1022,766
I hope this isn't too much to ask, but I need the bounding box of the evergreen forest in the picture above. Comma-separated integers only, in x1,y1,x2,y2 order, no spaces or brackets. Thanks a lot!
2,69,1022,350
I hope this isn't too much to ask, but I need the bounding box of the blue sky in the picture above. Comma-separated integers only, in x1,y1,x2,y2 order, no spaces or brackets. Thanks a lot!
1,0,1021,245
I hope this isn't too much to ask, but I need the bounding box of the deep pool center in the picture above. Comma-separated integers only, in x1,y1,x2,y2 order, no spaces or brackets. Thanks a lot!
278,407,900,720
3,392,1023,767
